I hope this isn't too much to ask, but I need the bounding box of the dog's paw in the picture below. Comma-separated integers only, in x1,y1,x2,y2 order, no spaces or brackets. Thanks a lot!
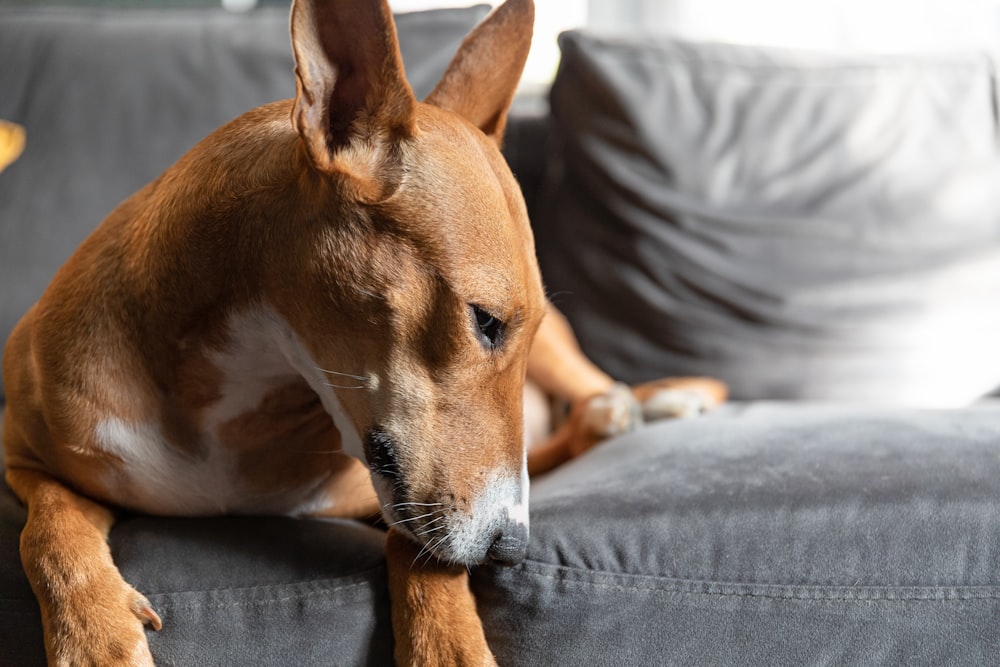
386,529,497,667
46,582,160,667
559,378,725,462
632,377,728,421
405,640,498,667
579,382,644,439
562,383,644,459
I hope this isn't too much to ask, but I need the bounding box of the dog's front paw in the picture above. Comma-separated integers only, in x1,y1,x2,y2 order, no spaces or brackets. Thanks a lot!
44,581,160,667
386,530,498,667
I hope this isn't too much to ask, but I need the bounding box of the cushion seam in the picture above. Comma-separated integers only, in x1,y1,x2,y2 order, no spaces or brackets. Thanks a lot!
146,580,379,611
139,564,386,598
509,561,1000,601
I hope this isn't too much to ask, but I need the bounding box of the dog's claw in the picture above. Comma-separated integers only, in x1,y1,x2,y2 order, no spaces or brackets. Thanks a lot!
131,595,163,632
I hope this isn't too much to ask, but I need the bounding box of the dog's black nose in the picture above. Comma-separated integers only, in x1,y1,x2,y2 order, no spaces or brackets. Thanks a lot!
364,429,399,482
487,523,528,566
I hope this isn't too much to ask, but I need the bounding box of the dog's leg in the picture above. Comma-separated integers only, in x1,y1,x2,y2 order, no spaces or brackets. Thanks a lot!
526,305,727,474
386,529,497,667
526,305,632,474
526,304,616,405
7,467,161,667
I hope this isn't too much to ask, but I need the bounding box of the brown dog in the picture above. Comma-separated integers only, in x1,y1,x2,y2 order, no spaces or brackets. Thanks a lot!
2,1,723,664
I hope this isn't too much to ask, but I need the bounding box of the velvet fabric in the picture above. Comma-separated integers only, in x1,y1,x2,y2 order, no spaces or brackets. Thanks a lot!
475,404,1000,666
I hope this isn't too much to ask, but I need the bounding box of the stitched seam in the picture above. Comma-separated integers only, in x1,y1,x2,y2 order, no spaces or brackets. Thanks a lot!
139,564,386,598
504,562,1000,602
149,580,378,612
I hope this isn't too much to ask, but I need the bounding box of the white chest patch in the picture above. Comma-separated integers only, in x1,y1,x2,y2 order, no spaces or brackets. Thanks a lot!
248,308,367,461
202,307,365,460
91,305,366,515
94,417,241,515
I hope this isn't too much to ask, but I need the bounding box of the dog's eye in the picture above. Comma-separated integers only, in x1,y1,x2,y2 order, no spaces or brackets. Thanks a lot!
471,304,505,350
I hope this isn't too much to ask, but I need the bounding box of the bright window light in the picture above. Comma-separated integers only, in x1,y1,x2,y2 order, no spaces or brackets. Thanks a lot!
666,0,1000,53
391,0,1000,87
389,0,587,88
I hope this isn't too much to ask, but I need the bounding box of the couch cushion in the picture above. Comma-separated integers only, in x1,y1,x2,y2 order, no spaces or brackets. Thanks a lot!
474,404,1000,665
7,402,1000,665
0,4,490,401
538,32,1000,406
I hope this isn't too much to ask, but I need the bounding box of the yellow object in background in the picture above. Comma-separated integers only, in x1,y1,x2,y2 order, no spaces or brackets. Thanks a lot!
0,120,26,172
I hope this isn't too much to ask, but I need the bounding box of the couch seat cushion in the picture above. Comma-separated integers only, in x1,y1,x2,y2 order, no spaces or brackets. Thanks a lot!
475,405,1000,666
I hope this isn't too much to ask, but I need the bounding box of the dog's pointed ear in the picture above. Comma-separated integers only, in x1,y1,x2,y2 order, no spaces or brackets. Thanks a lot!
290,0,416,198
425,0,534,145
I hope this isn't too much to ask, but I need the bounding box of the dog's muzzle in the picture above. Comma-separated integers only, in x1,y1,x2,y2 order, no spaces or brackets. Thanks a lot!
364,428,529,566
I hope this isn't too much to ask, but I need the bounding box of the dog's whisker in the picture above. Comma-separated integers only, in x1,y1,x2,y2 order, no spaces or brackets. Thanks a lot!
412,542,432,568
423,537,448,567
388,510,445,527
322,381,366,390
414,518,448,535
412,535,447,569
316,367,371,382
354,287,385,300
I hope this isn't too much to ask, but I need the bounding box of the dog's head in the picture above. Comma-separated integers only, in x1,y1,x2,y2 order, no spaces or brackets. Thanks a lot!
280,0,543,566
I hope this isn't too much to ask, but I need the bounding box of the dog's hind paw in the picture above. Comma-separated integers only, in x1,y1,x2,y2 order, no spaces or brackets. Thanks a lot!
632,377,728,421
580,382,644,438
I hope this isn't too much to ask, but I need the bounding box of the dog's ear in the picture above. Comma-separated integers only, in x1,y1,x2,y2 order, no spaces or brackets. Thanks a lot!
290,0,416,200
425,0,534,145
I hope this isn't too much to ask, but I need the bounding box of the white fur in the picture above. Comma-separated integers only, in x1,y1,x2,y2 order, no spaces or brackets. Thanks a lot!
444,469,528,563
199,307,363,461
94,417,240,515
257,308,366,461
92,305,365,515
200,309,303,439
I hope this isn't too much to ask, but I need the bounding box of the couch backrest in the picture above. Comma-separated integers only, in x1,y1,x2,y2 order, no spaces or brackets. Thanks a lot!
0,5,498,401
539,31,1000,406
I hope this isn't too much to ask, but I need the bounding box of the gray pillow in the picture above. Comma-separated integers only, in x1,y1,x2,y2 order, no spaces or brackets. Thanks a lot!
539,31,1000,406
0,4,490,401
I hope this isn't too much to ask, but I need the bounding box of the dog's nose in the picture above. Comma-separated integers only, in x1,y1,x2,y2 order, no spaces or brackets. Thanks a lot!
487,523,528,566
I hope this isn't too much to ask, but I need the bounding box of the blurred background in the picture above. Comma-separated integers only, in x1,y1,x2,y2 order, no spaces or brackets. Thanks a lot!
2,0,999,90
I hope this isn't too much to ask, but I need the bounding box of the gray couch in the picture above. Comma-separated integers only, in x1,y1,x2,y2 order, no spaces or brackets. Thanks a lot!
3,7,1000,666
